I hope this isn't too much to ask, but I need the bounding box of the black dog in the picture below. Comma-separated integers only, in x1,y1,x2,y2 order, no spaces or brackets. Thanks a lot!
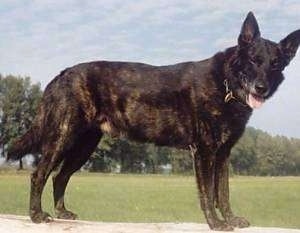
7,12,300,231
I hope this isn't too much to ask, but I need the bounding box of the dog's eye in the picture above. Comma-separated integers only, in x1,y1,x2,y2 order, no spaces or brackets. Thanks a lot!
271,59,282,71
249,59,255,65
249,56,263,66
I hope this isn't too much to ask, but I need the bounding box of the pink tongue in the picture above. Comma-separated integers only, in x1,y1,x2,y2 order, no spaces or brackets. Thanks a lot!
247,94,264,109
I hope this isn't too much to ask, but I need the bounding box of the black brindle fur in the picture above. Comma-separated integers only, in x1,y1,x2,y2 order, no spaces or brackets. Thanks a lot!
7,12,300,231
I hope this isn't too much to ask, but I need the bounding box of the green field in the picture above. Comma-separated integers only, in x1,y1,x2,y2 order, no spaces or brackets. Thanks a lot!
0,172,299,229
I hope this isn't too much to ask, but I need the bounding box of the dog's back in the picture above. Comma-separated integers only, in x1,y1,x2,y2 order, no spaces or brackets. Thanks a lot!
36,59,225,149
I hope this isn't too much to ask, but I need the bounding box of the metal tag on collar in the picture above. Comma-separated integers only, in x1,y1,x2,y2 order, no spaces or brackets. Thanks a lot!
225,91,234,103
223,79,235,103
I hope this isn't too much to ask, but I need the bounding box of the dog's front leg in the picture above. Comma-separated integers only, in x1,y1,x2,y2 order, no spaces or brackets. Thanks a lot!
191,145,233,231
215,147,250,228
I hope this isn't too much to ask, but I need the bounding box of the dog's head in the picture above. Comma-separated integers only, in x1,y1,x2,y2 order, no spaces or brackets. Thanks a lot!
226,12,300,109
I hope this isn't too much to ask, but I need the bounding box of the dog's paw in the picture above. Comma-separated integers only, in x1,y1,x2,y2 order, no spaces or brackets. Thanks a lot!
210,220,234,231
56,210,78,220
30,211,53,223
227,216,250,228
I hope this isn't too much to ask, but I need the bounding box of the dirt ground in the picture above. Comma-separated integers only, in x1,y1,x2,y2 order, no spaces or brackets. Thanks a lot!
0,214,299,233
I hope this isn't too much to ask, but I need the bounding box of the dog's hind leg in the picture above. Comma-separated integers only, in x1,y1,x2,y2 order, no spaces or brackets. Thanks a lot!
215,147,250,228
191,145,233,231
30,141,66,223
52,128,102,220
29,108,83,223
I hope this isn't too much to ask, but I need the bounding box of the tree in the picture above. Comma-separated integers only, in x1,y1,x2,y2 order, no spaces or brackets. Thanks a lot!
230,127,300,176
88,135,171,174
169,148,193,174
141,144,170,173
0,75,42,169
0,74,4,157
88,135,119,172
231,128,257,175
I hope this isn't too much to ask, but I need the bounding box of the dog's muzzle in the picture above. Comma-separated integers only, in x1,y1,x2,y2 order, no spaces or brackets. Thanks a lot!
246,80,269,109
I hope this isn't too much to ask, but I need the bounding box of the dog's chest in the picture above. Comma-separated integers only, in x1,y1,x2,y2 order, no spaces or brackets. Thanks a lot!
217,104,252,146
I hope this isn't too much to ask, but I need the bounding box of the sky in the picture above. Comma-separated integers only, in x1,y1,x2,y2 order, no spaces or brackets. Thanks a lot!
0,0,300,138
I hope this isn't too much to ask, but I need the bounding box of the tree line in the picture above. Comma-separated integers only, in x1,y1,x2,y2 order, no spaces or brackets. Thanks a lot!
1,74,300,175
89,127,300,176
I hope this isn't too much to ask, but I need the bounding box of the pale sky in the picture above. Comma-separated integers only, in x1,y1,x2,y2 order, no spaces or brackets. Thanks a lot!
0,0,300,138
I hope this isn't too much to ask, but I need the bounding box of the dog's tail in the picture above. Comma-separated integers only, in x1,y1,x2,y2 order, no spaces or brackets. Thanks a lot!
6,124,41,161
6,105,44,161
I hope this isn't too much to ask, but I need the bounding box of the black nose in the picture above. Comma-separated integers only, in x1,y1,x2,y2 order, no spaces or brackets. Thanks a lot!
255,81,269,96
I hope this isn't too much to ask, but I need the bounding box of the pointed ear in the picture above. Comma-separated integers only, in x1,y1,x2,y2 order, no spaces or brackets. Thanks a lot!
279,29,300,64
238,12,261,48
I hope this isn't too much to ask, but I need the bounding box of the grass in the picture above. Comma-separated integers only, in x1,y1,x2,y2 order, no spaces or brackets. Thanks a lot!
0,172,299,229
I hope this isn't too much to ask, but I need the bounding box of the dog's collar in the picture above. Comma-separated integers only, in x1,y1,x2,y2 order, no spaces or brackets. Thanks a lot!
223,79,248,107
223,79,236,103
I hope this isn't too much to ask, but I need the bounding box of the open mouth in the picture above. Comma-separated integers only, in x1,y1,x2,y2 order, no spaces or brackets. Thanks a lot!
246,93,265,109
